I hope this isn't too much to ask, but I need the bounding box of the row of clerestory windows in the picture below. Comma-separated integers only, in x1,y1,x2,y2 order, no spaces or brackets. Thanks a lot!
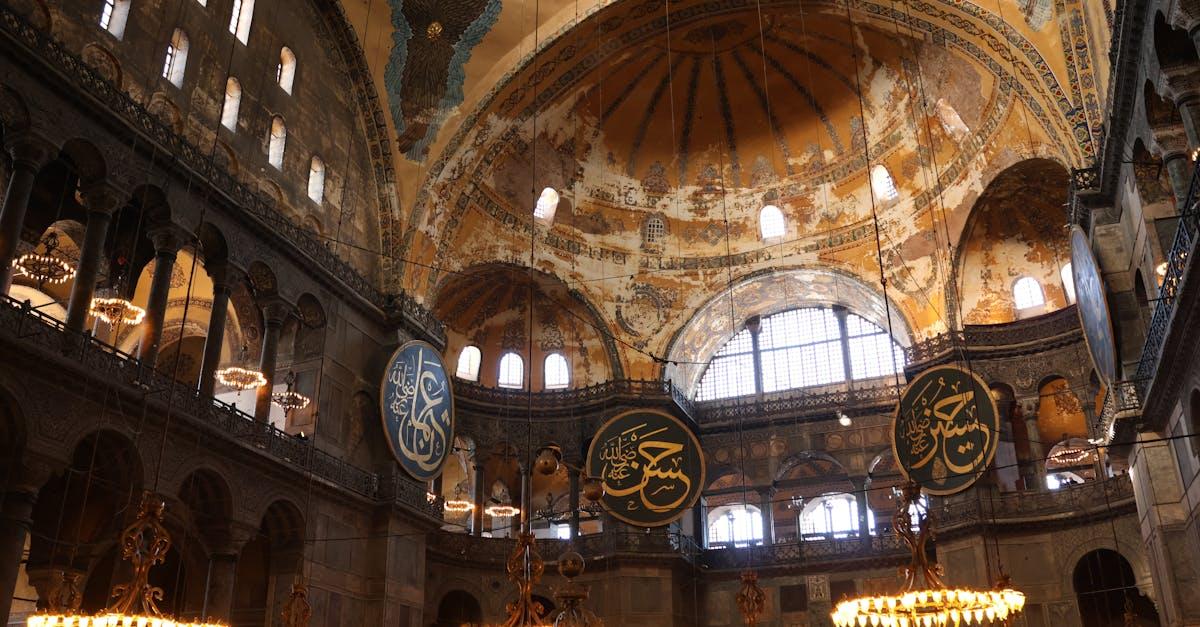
99,2,325,204
454,346,571,390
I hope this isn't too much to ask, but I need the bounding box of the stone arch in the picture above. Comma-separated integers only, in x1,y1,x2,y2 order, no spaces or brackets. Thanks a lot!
177,467,235,551
213,139,239,175
81,42,122,87
293,292,326,359
775,451,849,484
954,158,1071,325
57,137,107,187
1069,546,1157,626
245,260,278,297
0,84,32,132
1153,12,1199,71
147,93,183,134
1129,138,1173,207
1144,80,1182,135
0,381,28,475
434,589,484,627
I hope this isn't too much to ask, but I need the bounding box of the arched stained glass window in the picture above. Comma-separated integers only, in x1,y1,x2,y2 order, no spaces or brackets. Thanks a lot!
544,353,569,389
307,156,325,203
759,205,785,240
498,352,524,389
277,46,297,94
1014,277,1045,310
456,346,481,381
99,0,131,39
706,504,763,548
221,77,241,130
268,116,286,169
162,29,189,87
228,0,254,43
871,164,899,202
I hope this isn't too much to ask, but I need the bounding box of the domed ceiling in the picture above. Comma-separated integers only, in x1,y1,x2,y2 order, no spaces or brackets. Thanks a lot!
342,0,1109,385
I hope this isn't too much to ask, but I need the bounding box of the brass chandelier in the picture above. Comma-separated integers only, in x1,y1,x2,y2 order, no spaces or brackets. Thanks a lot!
214,345,266,391
12,232,74,286
831,483,1025,627
271,370,311,412
26,492,227,627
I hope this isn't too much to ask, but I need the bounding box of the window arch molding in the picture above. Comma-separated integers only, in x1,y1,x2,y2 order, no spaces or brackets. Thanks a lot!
498,352,524,389
456,345,481,381
277,46,297,94
664,269,913,400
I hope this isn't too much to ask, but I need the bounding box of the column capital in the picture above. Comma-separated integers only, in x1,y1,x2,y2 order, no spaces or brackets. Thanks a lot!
147,224,191,256
3,132,55,171
260,298,294,326
206,263,244,291
78,183,126,216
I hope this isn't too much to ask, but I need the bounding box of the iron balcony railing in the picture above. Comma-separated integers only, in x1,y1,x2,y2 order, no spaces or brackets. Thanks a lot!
0,294,442,520
1134,159,1200,396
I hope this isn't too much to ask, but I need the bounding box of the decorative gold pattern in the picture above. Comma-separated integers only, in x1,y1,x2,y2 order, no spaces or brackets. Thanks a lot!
736,570,767,626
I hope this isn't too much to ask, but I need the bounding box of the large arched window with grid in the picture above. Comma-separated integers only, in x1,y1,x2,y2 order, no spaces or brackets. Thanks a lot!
695,307,905,402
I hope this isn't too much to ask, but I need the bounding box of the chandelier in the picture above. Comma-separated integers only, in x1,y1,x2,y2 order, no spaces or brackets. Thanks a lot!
12,232,74,286
26,492,228,627
486,504,520,517
271,371,310,412
831,483,1025,627
215,345,265,391
89,291,146,327
444,499,474,513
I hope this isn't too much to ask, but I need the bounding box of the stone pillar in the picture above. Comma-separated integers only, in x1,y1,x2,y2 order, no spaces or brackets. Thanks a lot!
0,135,54,295
745,316,763,397
138,225,188,366
568,468,581,539
197,265,240,397
64,186,122,333
1023,405,1047,490
1175,94,1200,150
1128,434,1198,627
0,489,37,624
853,479,871,542
254,300,291,422
203,549,239,622
1162,152,1194,208
759,488,775,545
472,462,485,537
694,496,708,549
834,305,855,382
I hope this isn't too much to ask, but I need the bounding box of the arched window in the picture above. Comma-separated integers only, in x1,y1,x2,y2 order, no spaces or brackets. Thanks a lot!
1013,277,1045,310
221,77,241,131
498,353,524,389
456,346,481,381
99,0,131,39
696,307,906,402
267,116,286,169
307,156,325,203
870,164,899,202
161,29,189,87
544,353,569,389
534,187,559,222
799,493,865,539
644,216,665,247
277,46,297,94
228,0,254,44
706,504,763,548
1061,264,1076,304
759,204,785,240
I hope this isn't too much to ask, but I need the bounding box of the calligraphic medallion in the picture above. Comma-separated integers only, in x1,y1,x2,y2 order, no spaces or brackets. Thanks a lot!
891,365,999,496
1070,226,1117,385
379,340,455,482
586,409,705,527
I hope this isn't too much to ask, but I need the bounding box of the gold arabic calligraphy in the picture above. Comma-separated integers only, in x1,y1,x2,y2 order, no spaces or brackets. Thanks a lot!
387,346,450,474
900,375,993,482
599,422,693,514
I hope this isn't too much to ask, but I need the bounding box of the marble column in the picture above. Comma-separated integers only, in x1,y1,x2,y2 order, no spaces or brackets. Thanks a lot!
759,488,775,545
1162,152,1194,209
254,300,291,422
203,549,239,622
1024,411,1047,490
568,469,581,539
197,265,240,398
0,135,54,295
0,489,37,624
138,225,189,366
64,186,122,333
853,480,871,542
472,462,486,537
1175,94,1200,150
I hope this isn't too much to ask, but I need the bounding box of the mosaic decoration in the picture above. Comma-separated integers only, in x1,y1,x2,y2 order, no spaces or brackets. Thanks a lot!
380,340,455,481
586,409,705,527
1069,225,1117,385
892,365,999,495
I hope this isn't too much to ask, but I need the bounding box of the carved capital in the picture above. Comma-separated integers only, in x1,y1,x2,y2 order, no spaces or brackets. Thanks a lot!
260,297,295,327
147,224,191,256
3,131,55,172
78,183,126,216
207,263,245,293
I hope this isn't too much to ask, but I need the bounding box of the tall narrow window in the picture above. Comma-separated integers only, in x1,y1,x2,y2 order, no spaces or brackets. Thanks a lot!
759,204,785,240
307,156,325,203
498,353,524,389
267,116,286,169
1013,277,1045,310
277,47,297,94
228,0,254,44
99,0,131,39
221,77,241,131
1061,264,1076,304
534,187,559,222
870,165,898,202
544,353,569,389
456,346,481,381
161,29,189,87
